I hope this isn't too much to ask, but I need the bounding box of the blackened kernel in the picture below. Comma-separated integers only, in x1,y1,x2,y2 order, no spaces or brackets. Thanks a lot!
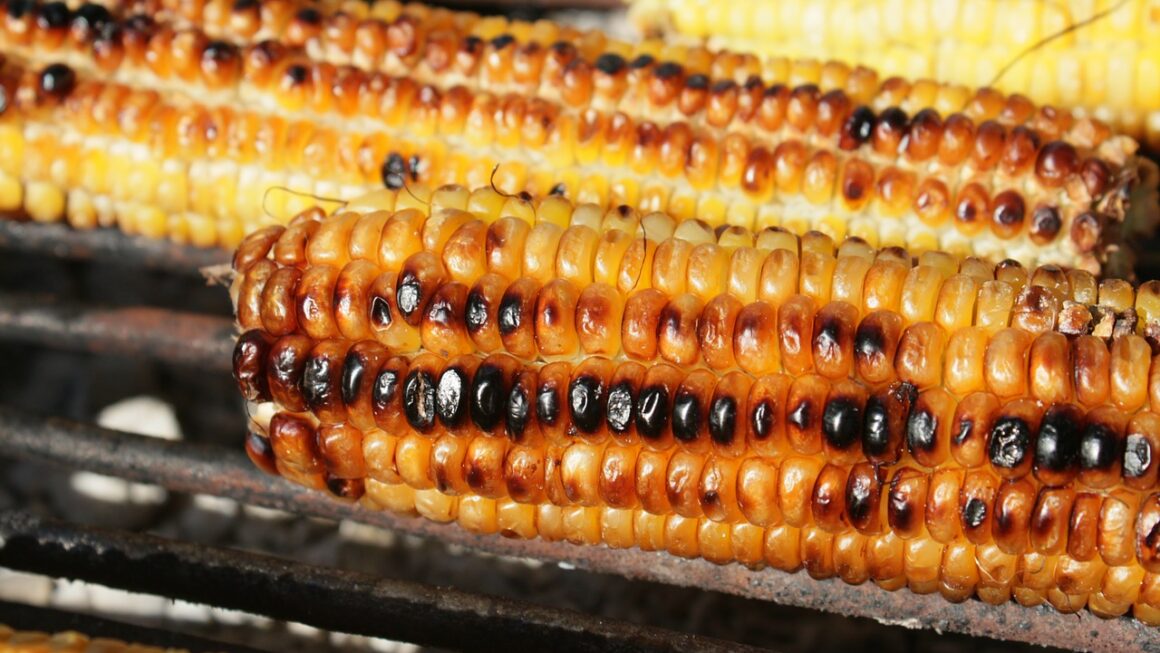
1124,434,1153,478
606,381,634,434
536,382,560,426
72,3,111,35
1034,405,1081,472
425,292,457,328
823,396,862,450
294,7,321,23
569,375,605,434
549,183,566,197
989,417,1032,469
686,73,709,90
906,407,938,454
36,2,70,29
862,393,891,456
672,390,701,442
846,474,873,523
370,295,392,328
204,40,238,64
854,320,885,360
301,354,335,410
506,385,530,440
654,61,683,79
326,476,363,500
464,288,489,334
751,399,774,439
1079,422,1120,471
788,398,813,431
874,107,909,142
708,395,737,445
963,497,987,529
6,0,33,19
407,155,422,181
436,366,470,427
381,152,407,190
992,190,1026,227
711,79,737,94
403,369,436,431
636,385,669,439
630,54,655,68
395,270,423,320
489,34,515,50
497,291,522,335
284,63,308,85
340,351,366,406
371,368,399,408
1030,205,1062,241
39,63,76,99
470,364,505,431
594,52,627,75
888,480,915,531
953,418,975,445
232,332,271,402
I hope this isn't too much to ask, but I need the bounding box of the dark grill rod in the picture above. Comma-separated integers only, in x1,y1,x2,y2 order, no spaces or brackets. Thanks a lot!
0,600,268,653
0,294,234,371
0,220,229,276
0,407,1155,653
0,510,755,653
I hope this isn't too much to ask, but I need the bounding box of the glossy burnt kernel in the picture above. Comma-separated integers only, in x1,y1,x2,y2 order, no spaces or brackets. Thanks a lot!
39,62,76,99
1078,408,1125,489
301,341,350,423
863,382,916,464
954,183,989,235
1033,404,1083,487
381,152,407,190
822,393,862,452
471,358,511,433
839,106,875,150
505,369,536,443
436,362,474,429
403,367,438,433
606,362,646,439
887,467,927,539
672,370,717,448
1124,413,1160,490
1029,206,1062,245
872,107,908,156
535,363,568,436
1035,141,1079,189
906,388,954,468
636,383,670,441
371,357,407,435
396,252,447,327
498,277,541,359
959,470,999,544
990,190,1026,239
988,399,1041,479
233,330,272,402
569,358,615,436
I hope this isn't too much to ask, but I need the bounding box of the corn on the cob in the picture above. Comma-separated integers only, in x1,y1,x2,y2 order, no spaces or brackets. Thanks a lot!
630,0,1160,150
0,2,1154,271
232,191,1160,623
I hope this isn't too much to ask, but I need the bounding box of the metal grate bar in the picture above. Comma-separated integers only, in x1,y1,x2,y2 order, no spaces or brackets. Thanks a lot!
0,294,234,371
0,221,229,276
0,510,755,653
0,407,1153,653
0,600,268,653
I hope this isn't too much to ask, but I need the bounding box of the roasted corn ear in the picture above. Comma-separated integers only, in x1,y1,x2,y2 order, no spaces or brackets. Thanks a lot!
630,0,1160,150
0,624,189,653
0,1,1154,271
231,190,1160,623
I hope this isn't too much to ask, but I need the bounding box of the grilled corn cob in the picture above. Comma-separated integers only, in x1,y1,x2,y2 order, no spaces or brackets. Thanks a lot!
0,625,189,653
0,2,1155,271
232,191,1160,623
630,0,1160,150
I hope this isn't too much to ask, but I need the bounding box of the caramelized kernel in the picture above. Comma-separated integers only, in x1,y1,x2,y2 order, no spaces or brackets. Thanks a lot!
954,183,989,235
1029,206,1062,245
846,462,884,534
863,382,916,465
1035,141,1078,189
990,190,1026,239
972,120,1006,170
906,109,942,161
839,106,875,151
872,107,908,156
1000,126,1039,175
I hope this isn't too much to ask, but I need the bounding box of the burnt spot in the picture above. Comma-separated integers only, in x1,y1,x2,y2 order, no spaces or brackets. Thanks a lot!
6,0,34,19
992,190,1026,228
654,61,683,79
989,417,1031,469
839,106,875,150
1124,434,1153,479
1030,206,1062,243
711,79,737,95
39,63,76,99
72,3,112,37
686,73,709,90
887,478,916,533
425,291,458,329
954,418,975,445
906,406,938,454
1079,422,1120,472
340,350,366,406
294,6,321,24
301,353,335,411
370,295,392,328
751,399,774,440
464,287,489,334
371,367,400,409
380,152,407,190
672,389,702,443
862,393,892,457
407,155,422,182
489,34,515,50
326,476,363,500
845,472,875,524
636,385,669,440
569,375,605,435
232,0,259,10
497,290,523,335
395,269,424,322
203,40,238,65
232,332,271,402
270,345,305,396
403,369,436,431
708,395,737,446
606,381,634,434
630,54,655,69
823,396,861,450
36,2,70,30
962,497,987,529
854,320,885,361
436,366,470,427
1034,405,1081,472
471,364,506,431
595,52,627,75
284,63,309,85
506,384,530,441
536,381,560,426
788,398,813,432
549,183,566,197
244,431,277,474
814,313,846,359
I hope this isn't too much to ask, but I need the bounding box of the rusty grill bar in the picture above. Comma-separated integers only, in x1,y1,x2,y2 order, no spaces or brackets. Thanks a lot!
0,407,1152,653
